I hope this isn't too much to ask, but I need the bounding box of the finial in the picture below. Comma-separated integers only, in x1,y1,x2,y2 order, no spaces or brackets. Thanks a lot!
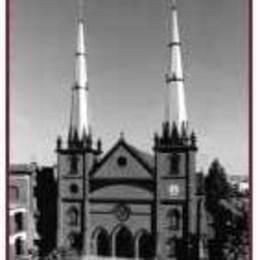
154,132,159,146
82,126,87,139
82,127,88,147
168,0,177,10
162,121,170,142
181,121,187,135
73,129,79,143
97,138,102,152
68,124,73,143
119,131,125,140
171,122,179,143
57,135,62,149
191,131,197,146
86,131,93,148
181,122,189,145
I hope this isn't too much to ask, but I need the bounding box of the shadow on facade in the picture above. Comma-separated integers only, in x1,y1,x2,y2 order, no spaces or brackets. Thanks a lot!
36,167,57,256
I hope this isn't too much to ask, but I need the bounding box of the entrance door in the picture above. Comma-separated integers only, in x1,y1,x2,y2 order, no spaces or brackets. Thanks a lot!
96,229,110,256
138,232,154,259
115,226,134,258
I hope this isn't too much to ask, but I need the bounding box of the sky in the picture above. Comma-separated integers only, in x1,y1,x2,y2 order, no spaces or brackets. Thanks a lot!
10,0,249,175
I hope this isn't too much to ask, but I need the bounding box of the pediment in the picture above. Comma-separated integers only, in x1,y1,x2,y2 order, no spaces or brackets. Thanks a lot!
91,140,154,180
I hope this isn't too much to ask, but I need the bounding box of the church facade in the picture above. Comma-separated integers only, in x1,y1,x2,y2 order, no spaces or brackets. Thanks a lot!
55,0,208,259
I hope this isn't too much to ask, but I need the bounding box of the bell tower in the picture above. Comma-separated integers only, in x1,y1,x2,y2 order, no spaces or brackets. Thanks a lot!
154,0,200,259
154,123,198,259
56,0,102,255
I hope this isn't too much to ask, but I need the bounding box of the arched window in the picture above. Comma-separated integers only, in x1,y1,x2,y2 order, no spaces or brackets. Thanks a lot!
170,154,180,174
70,155,78,174
166,209,180,230
136,231,154,259
15,238,24,255
14,212,24,232
67,207,79,226
114,226,134,258
92,228,110,256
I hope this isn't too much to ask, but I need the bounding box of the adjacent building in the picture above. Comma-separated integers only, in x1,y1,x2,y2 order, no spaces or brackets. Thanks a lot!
8,164,39,259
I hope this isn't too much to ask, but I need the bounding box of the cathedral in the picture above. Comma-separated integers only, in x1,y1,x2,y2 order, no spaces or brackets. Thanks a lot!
55,0,208,259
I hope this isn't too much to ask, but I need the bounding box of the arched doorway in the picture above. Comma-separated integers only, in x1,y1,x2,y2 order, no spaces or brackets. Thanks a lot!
113,225,134,258
136,230,154,259
92,227,110,256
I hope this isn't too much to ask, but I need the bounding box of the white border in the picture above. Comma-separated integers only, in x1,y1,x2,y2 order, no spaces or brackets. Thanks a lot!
253,0,258,259
0,0,256,259
0,0,6,258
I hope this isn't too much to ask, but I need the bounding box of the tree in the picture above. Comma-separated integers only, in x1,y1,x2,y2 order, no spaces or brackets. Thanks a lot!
205,159,231,214
205,160,230,259
205,159,249,260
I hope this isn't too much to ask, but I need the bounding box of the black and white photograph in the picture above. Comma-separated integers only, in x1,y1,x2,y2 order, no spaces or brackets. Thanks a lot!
8,0,250,259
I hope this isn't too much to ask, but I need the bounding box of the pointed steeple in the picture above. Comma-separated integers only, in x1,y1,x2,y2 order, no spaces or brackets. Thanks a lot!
75,18,88,87
165,0,188,131
70,0,89,140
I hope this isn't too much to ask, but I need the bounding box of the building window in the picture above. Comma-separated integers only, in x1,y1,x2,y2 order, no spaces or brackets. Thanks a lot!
93,228,110,256
67,207,79,226
166,209,180,230
10,186,19,202
114,204,130,222
70,155,78,174
170,154,180,174
15,238,24,255
15,213,24,232
117,156,127,167
70,184,79,194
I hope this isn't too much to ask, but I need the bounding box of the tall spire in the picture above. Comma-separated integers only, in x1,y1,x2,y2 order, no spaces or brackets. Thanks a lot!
165,0,188,131
70,0,89,140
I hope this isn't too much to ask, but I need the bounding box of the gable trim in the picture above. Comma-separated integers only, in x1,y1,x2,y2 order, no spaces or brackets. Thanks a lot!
90,139,154,177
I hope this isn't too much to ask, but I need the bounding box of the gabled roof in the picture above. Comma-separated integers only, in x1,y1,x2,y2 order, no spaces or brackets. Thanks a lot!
90,137,155,177
127,144,154,171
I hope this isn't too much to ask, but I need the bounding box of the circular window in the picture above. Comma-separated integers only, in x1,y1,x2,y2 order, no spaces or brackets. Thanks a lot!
117,156,127,167
70,184,79,194
114,204,130,222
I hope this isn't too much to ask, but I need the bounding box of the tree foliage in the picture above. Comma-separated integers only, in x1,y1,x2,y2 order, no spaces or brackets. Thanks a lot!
205,159,231,214
205,159,249,260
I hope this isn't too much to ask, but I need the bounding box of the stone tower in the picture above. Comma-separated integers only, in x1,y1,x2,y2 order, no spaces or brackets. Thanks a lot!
154,123,198,259
56,0,102,254
154,0,202,259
